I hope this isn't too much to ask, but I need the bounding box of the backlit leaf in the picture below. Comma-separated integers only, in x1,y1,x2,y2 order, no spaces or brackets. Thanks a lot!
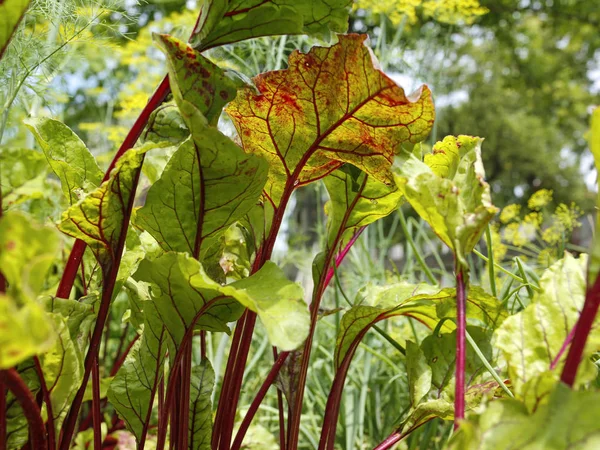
335,283,506,368
192,0,352,50
25,118,103,205
0,294,54,369
493,253,598,410
154,34,241,127
402,327,499,432
0,147,47,203
449,383,600,449
394,135,498,266
136,129,267,261
57,143,164,274
110,252,307,438
588,107,600,281
227,34,434,207
0,211,59,298
0,0,31,60
322,164,402,259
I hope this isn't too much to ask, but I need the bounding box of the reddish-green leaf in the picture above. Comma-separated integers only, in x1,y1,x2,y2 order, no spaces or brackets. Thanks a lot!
227,34,435,207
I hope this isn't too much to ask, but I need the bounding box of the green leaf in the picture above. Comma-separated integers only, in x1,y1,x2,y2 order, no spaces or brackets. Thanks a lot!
136,129,267,261
39,313,86,434
24,118,103,205
5,362,40,449
192,0,352,50
57,143,162,273
0,147,47,202
449,383,600,449
110,252,307,438
323,164,403,257
402,327,498,432
0,0,31,60
154,34,241,127
588,107,600,281
335,283,506,368
143,103,190,146
0,211,60,298
0,293,55,369
227,34,435,207
493,253,596,409
225,260,309,351
394,135,498,266
189,361,215,450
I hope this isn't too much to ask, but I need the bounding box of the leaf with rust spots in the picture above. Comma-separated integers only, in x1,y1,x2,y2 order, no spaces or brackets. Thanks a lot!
227,34,434,207
154,34,241,127
191,0,352,50
394,135,498,267
57,142,167,275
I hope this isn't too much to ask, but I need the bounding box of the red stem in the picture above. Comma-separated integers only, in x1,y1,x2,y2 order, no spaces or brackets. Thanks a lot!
0,380,6,450
550,323,577,370
156,298,221,449
91,357,102,450
0,369,47,450
454,268,466,428
55,75,171,300
373,431,402,450
560,273,600,386
33,357,55,450
109,334,139,377
58,163,145,450
231,227,366,449
230,351,290,450
178,341,193,449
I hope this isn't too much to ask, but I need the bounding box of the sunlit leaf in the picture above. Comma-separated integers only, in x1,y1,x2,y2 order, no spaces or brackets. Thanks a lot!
136,129,267,261
335,283,506,367
192,0,352,50
25,118,103,205
402,327,499,432
227,34,434,207
57,143,165,274
493,253,598,410
588,107,600,281
189,361,214,450
0,211,59,297
0,293,54,369
0,147,47,203
0,0,31,60
394,135,498,266
143,103,189,145
154,34,241,127
110,252,307,439
315,164,402,279
449,383,600,449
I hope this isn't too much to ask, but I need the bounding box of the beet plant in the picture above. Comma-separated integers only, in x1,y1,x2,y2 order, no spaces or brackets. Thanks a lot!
2,1,600,450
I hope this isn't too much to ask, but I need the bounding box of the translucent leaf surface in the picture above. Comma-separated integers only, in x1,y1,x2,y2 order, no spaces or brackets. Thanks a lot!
192,0,352,50
0,0,30,59
493,253,597,409
403,327,498,432
394,135,498,266
450,383,600,449
227,34,434,206
323,164,402,256
57,143,163,273
335,283,506,367
25,118,103,205
110,253,307,438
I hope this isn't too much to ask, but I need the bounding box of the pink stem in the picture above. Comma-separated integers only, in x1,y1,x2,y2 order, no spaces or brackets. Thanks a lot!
454,268,466,428
560,273,600,386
